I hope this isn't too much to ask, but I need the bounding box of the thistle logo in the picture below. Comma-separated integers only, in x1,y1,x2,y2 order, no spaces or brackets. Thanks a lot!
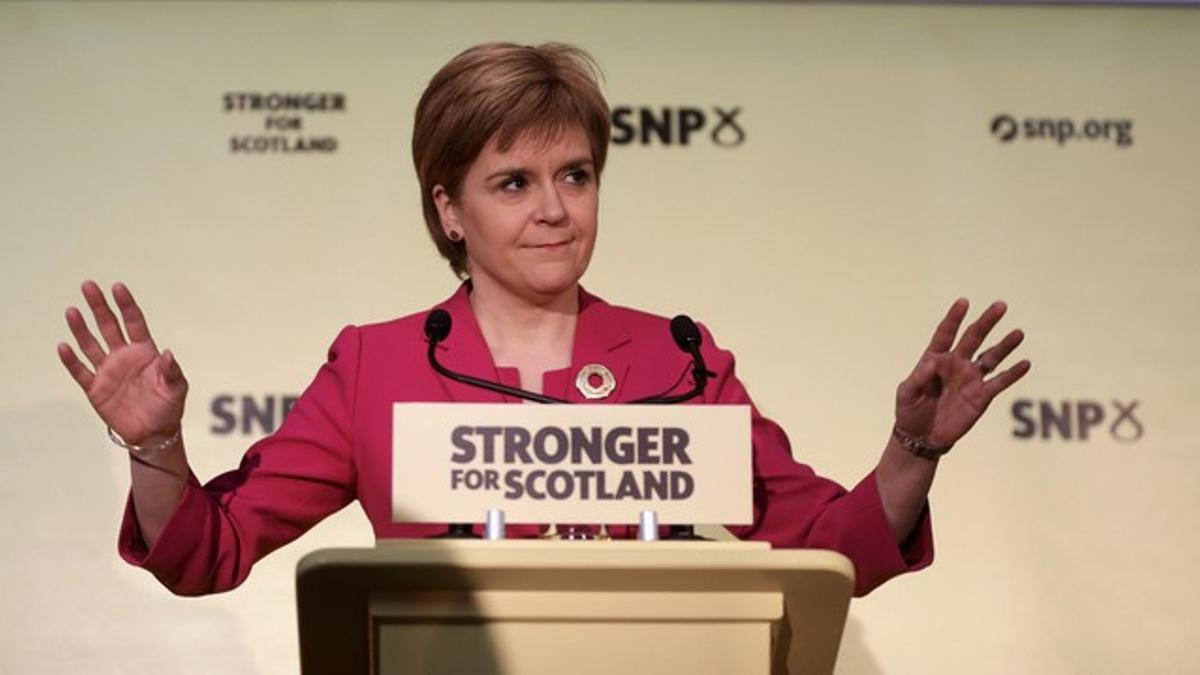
612,106,745,147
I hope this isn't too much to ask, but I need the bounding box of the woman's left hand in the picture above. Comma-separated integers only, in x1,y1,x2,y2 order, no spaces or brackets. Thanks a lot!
894,299,1031,451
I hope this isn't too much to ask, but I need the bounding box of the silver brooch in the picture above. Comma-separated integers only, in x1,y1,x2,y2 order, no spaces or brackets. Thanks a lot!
575,363,616,400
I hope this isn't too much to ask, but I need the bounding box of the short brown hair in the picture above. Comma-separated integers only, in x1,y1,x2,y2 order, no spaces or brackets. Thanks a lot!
412,42,611,278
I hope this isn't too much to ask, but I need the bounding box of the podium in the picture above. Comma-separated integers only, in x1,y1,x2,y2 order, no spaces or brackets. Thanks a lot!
296,539,854,675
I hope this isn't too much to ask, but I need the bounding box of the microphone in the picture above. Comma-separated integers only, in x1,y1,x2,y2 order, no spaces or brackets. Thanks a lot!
424,309,569,404
629,315,716,405
424,308,451,342
670,314,701,352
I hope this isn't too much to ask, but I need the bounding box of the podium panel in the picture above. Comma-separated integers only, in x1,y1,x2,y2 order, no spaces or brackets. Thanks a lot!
297,540,854,675
372,590,776,674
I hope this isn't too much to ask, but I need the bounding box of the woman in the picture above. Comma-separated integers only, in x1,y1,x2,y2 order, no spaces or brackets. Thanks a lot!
57,43,1029,597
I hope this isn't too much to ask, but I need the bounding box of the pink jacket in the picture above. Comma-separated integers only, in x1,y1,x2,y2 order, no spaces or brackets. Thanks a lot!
120,284,932,596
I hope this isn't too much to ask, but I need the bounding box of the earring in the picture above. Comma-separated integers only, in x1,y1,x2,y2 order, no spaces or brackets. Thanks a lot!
448,231,462,242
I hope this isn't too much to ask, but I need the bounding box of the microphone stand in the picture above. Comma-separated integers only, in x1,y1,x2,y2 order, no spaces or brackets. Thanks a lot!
432,523,479,539
658,346,713,541
428,337,568,404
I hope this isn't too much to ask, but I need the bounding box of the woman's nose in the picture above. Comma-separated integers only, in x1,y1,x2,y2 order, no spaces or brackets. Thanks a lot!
536,184,567,225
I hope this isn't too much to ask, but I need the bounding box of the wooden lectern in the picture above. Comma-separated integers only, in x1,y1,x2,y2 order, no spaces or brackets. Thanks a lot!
296,540,854,675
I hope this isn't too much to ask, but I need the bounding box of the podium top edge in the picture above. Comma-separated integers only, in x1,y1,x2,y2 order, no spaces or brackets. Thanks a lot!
297,541,855,581
374,538,773,551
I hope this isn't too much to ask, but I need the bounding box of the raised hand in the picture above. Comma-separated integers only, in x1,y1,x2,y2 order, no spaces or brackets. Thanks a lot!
57,281,187,446
894,299,1030,451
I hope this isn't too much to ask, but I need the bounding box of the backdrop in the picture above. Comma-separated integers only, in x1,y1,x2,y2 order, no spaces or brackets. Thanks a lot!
2,2,1197,673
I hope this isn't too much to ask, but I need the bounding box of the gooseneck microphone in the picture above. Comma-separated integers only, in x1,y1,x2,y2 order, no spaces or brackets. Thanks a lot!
424,309,569,404
423,307,715,541
425,309,716,405
423,308,451,342
628,315,717,405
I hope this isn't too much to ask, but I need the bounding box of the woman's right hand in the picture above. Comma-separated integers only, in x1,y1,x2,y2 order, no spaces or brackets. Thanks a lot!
57,281,187,446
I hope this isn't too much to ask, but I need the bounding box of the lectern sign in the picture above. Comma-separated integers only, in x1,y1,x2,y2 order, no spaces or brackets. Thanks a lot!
392,403,752,524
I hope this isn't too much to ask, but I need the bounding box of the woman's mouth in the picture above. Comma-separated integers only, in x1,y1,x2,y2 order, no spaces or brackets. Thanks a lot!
528,240,571,250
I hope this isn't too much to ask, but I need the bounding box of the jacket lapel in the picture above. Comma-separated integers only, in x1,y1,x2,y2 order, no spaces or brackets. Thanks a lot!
566,287,633,404
428,283,633,405
428,283,508,403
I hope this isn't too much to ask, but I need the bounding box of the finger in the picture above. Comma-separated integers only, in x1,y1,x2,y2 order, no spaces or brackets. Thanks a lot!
112,282,157,348
157,349,186,387
952,300,1007,359
81,280,128,351
975,329,1024,374
982,359,1032,401
925,298,969,354
899,352,940,401
57,343,95,391
66,306,107,369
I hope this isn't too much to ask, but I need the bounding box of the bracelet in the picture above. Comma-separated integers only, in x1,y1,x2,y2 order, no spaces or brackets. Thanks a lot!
892,425,953,461
107,426,181,456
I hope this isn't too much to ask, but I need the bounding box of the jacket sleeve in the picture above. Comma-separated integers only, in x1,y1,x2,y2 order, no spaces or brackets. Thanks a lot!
117,326,361,596
699,324,934,596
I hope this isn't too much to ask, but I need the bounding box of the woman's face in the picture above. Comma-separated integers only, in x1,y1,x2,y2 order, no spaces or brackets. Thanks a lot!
434,125,599,304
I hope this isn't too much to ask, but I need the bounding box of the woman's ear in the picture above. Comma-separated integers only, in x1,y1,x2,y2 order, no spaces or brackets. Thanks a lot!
432,185,462,241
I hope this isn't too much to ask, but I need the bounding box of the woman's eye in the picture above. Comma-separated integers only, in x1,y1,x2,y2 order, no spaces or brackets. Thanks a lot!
564,168,592,185
501,175,527,191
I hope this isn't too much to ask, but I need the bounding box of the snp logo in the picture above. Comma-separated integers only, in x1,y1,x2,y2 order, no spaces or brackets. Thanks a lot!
1011,399,1143,443
612,105,745,147
210,393,299,436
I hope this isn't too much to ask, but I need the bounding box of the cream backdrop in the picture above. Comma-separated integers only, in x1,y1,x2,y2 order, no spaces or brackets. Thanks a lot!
2,2,1197,673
